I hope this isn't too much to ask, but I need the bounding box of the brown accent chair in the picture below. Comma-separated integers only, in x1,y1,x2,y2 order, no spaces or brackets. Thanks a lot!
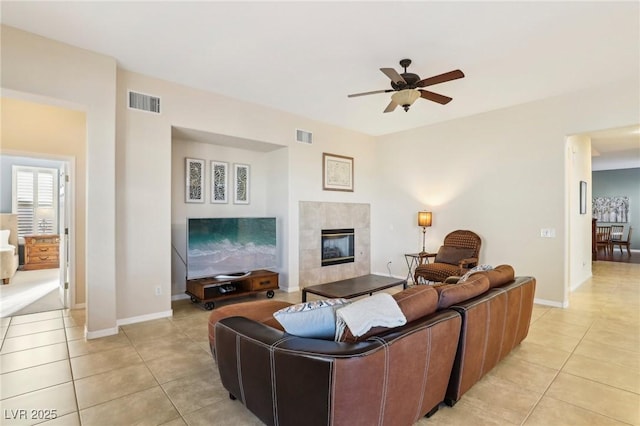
611,226,632,256
414,230,481,284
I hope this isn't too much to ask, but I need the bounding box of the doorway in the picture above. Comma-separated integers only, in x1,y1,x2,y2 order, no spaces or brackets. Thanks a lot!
0,96,85,319
0,155,72,317
590,125,640,263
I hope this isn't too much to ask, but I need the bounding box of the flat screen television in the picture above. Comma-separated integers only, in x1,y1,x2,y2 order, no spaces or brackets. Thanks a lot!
187,217,277,280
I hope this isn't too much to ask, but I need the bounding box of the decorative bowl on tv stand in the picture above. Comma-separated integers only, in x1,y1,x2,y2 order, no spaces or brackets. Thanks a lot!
218,284,237,294
215,272,251,280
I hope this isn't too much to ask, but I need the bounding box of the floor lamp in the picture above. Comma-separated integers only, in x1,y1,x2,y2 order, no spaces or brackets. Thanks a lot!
418,211,432,255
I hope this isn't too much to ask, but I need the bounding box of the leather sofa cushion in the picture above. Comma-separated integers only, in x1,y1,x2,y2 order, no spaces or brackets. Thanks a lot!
475,264,515,289
338,285,438,343
393,285,438,322
209,300,291,349
434,246,475,265
436,275,490,310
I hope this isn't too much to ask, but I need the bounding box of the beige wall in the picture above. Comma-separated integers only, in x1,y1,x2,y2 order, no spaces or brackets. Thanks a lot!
2,25,117,337
567,134,593,293
117,69,375,323
373,78,639,305
0,97,87,306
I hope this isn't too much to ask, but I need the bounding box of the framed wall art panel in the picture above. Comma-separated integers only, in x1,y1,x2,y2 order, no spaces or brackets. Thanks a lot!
211,161,229,204
185,158,205,203
234,163,250,204
593,196,629,223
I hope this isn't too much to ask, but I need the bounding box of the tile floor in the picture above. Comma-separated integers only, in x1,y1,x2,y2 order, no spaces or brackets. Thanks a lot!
0,261,638,425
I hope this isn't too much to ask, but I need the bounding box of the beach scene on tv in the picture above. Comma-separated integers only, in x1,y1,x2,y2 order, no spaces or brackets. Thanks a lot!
187,217,277,279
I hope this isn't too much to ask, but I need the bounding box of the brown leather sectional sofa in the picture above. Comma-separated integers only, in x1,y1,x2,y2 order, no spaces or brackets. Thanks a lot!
208,265,535,426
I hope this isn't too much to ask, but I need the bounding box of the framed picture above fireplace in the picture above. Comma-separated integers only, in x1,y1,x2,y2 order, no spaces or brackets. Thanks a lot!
323,153,353,192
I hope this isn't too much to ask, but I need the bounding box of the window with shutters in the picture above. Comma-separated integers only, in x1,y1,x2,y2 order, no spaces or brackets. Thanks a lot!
12,166,59,237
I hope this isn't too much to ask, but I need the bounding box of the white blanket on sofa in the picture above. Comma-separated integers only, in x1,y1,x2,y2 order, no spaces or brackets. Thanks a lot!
335,292,406,340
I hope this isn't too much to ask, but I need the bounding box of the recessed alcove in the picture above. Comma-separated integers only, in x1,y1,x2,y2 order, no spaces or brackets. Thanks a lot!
170,126,289,295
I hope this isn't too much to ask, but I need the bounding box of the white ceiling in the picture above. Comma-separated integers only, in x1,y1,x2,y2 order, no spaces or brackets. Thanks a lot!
1,1,639,168
589,125,640,172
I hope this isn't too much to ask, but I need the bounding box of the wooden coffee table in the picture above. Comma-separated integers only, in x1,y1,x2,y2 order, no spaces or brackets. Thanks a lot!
302,274,407,302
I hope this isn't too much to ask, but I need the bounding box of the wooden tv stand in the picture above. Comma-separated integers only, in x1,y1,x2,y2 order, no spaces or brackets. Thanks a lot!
186,269,278,310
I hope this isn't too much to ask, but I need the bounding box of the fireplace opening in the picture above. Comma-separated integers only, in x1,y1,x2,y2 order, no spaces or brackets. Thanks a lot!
321,228,355,267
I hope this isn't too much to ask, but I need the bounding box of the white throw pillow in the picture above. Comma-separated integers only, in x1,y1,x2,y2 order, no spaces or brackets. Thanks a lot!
334,293,406,340
457,264,494,283
273,298,350,339
0,229,10,247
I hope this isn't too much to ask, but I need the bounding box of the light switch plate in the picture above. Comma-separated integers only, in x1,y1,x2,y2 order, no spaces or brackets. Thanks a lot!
540,228,556,238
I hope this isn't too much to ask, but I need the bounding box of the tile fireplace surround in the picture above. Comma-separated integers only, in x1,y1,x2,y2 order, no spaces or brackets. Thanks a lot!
299,201,370,288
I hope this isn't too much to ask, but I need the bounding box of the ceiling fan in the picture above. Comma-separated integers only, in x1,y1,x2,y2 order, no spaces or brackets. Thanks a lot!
347,59,465,113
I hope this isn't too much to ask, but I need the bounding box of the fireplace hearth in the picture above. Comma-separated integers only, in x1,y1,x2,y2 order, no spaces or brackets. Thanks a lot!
321,228,355,266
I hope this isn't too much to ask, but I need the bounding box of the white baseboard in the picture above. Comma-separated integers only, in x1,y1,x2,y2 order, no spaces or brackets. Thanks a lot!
117,309,173,326
534,298,568,308
171,293,190,301
85,325,119,340
84,309,173,340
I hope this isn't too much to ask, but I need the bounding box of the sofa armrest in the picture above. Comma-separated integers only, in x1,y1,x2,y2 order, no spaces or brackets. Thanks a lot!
215,316,387,426
1,246,19,283
445,276,536,405
215,311,462,426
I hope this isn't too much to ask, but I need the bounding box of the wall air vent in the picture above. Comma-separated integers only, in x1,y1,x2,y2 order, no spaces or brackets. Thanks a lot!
296,129,313,144
128,90,161,114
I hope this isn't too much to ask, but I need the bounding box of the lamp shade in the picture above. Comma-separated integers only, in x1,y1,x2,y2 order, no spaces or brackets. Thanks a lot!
418,211,432,227
36,207,55,220
391,89,420,108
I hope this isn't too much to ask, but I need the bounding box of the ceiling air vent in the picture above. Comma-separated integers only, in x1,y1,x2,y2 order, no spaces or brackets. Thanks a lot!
128,90,161,114
296,129,312,144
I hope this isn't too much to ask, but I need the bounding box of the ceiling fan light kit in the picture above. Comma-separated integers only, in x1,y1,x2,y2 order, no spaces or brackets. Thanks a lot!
348,58,465,113
391,89,420,112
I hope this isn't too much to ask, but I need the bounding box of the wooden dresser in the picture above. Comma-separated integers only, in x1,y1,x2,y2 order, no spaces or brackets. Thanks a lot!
23,234,60,270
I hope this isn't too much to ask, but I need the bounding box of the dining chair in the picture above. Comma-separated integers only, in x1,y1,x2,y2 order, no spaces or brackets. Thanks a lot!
609,225,624,253
596,226,611,256
611,226,632,256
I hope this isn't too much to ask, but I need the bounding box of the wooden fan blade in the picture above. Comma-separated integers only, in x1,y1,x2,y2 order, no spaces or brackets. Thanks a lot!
383,100,398,113
419,90,453,105
416,70,465,88
380,68,406,85
348,89,393,98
